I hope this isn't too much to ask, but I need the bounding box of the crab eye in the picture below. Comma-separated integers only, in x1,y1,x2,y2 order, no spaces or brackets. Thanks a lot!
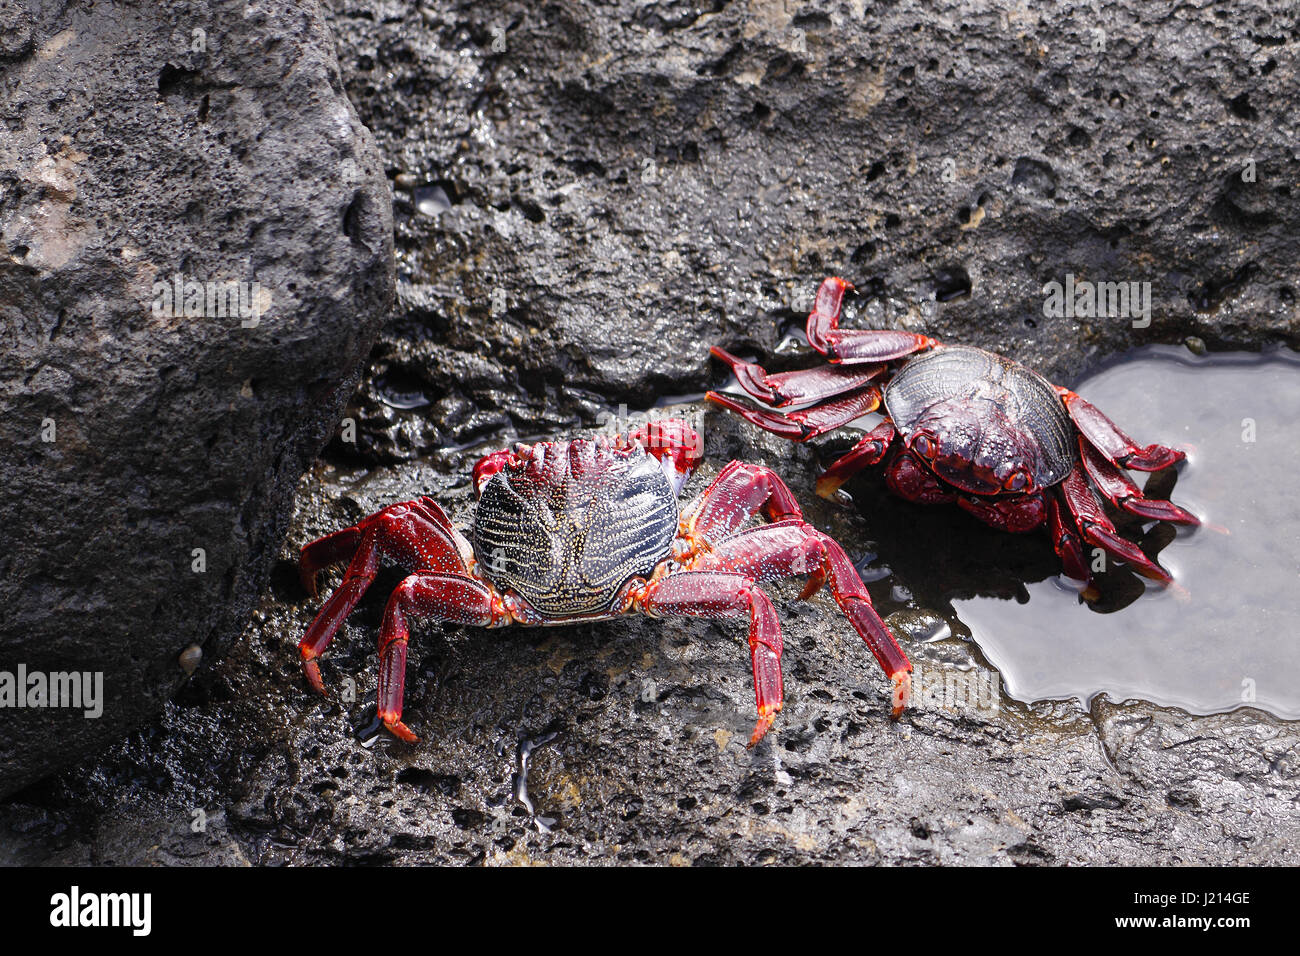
1004,471,1029,492
913,434,938,458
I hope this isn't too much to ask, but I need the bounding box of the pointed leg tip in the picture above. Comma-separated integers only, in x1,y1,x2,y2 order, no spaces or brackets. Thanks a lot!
302,659,327,696
1144,566,1175,588
1125,447,1185,472
796,576,824,601
746,713,776,749
1126,501,1200,527
890,672,911,718
815,475,847,500
383,717,419,743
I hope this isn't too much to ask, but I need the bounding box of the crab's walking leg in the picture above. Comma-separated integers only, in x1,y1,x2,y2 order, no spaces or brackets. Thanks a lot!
814,420,898,498
300,498,468,595
678,461,910,714
694,522,912,718
376,573,504,742
1048,496,1090,584
1057,388,1185,472
299,544,379,694
299,526,363,596
298,499,472,695
709,346,885,407
639,571,783,747
679,459,805,544
705,386,882,441
805,276,938,362
1058,461,1173,585
1045,502,1086,582
1078,439,1200,525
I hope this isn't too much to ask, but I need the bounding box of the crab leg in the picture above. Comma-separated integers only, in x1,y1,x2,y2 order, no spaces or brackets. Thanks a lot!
298,500,473,695
300,498,469,595
299,543,380,694
690,519,828,596
1058,461,1172,585
680,460,805,543
1048,495,1090,584
814,419,898,497
299,526,363,596
411,495,466,536
639,570,784,747
691,521,912,718
705,386,882,441
1057,389,1185,472
682,463,908,712
805,276,938,363
709,346,886,407
1078,439,1199,525
376,573,503,742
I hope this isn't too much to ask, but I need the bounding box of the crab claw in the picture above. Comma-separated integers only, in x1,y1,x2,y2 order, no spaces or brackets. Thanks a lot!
629,417,704,493
472,449,515,496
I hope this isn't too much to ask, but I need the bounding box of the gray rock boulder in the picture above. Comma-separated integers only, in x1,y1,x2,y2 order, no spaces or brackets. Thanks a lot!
0,0,394,796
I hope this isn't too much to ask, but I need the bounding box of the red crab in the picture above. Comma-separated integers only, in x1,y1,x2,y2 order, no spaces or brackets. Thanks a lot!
707,277,1199,592
296,418,912,746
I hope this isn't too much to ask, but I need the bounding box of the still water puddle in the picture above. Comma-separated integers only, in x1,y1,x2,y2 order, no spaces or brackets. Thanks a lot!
947,347,1300,718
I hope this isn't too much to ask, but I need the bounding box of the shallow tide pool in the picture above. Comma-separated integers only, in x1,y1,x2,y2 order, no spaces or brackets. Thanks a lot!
951,347,1300,718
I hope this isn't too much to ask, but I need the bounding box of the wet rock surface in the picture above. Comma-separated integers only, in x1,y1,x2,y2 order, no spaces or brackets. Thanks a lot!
0,0,393,795
3,0,1299,863
3,412,1299,866
331,0,1299,463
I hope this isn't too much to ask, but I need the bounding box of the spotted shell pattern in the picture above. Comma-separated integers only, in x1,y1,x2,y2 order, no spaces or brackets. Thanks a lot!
471,437,679,618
